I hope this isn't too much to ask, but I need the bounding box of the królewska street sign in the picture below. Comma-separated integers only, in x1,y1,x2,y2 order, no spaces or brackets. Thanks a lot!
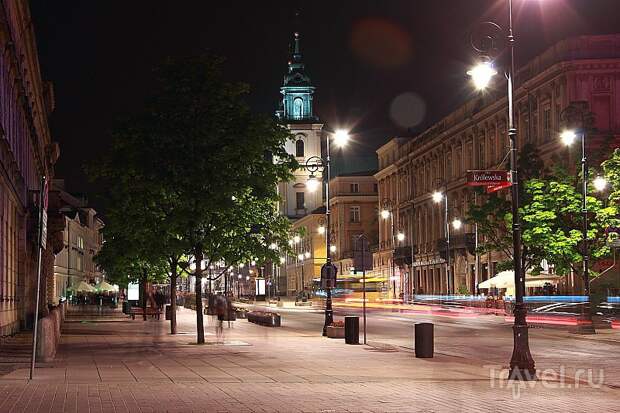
467,170,512,193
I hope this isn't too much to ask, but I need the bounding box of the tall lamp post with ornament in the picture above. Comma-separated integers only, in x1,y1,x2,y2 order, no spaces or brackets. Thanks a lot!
465,0,535,380
306,129,350,335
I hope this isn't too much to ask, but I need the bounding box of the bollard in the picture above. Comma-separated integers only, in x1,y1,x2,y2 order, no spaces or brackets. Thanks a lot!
414,323,434,358
344,316,359,344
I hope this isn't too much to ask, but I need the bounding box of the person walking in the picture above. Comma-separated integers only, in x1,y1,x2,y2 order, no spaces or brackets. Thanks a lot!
215,294,226,342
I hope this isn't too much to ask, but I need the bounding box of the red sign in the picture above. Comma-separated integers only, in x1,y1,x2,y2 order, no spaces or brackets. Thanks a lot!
486,181,512,193
467,170,510,186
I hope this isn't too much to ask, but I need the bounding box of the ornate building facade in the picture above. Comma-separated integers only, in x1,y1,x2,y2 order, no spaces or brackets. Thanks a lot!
0,1,59,336
375,34,620,297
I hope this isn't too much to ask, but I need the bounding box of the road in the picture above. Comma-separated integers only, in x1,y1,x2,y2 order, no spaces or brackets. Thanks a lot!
242,302,620,387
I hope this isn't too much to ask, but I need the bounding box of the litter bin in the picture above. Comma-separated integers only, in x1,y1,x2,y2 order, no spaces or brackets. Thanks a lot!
165,304,172,320
345,316,359,344
414,323,434,358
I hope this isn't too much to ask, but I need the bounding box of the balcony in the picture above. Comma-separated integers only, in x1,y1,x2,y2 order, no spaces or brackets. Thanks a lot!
436,233,476,258
394,245,417,266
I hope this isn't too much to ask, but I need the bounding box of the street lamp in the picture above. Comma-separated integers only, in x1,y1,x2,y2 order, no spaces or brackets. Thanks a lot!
452,218,463,230
432,186,452,294
382,198,402,299
467,60,498,91
305,128,350,336
467,0,536,380
318,225,325,235
397,232,405,242
593,176,608,192
559,108,596,334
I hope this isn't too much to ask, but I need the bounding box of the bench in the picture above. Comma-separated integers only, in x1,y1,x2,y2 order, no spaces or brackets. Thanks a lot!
247,311,281,327
130,307,162,320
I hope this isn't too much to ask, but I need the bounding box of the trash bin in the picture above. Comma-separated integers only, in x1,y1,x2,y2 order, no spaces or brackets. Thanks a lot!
165,304,172,320
414,323,434,358
345,316,359,344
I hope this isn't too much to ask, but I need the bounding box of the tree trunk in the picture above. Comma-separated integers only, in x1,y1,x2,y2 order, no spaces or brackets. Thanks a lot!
142,269,147,321
194,249,205,344
170,259,178,335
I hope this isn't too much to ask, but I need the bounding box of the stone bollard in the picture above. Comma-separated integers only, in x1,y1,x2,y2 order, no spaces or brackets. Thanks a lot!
414,323,434,358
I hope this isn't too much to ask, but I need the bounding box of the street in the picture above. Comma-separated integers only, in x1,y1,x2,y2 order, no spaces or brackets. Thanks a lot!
242,301,620,387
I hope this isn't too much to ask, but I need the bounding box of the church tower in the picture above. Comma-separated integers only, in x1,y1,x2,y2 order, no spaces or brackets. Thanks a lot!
277,32,324,219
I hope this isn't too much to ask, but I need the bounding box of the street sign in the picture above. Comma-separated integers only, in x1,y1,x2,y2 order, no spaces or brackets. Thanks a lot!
39,179,48,249
467,170,510,186
353,236,372,272
320,263,338,289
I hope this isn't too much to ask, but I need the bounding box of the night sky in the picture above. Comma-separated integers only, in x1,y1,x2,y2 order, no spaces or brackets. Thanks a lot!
31,0,620,210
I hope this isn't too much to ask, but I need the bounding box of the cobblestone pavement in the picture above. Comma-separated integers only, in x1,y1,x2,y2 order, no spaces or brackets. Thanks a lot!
0,307,617,412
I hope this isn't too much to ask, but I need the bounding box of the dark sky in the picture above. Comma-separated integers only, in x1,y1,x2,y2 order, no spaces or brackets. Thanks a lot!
31,0,620,209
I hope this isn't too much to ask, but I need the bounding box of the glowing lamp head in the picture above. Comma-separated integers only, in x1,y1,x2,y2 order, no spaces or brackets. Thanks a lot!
593,176,608,192
452,218,463,230
293,235,301,244
251,260,256,266
238,274,242,279
279,256,286,264
561,130,577,146
304,251,311,259
269,242,277,250
318,225,325,235
380,209,390,219
246,275,250,281
306,174,320,192
333,129,350,147
239,263,245,268
329,245,337,253
397,232,405,242
432,191,443,203
297,253,304,261
467,61,497,90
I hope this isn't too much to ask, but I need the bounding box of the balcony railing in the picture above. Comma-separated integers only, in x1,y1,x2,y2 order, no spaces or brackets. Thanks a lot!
436,233,476,258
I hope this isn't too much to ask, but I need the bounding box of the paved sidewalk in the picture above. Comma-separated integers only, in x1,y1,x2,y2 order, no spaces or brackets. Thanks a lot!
0,307,617,412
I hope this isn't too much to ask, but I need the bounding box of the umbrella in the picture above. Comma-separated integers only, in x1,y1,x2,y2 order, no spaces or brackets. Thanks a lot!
70,281,96,293
96,281,119,292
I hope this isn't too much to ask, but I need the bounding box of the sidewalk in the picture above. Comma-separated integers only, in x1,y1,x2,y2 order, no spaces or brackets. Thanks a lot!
0,307,617,412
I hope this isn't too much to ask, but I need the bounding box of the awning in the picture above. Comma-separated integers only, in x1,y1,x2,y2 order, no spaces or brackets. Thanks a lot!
95,281,119,292
69,281,96,293
478,270,561,293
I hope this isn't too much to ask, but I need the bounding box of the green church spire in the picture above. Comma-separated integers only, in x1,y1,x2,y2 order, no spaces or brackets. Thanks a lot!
277,31,317,122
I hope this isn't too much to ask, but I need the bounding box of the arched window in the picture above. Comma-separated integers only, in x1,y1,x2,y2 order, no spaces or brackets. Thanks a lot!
293,97,304,119
295,139,304,157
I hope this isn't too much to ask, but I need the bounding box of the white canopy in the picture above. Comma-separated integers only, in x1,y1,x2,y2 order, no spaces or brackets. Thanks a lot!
478,270,561,295
71,281,96,293
95,281,119,292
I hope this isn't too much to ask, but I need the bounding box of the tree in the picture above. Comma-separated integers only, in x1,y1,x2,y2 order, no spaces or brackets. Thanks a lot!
467,143,546,273
90,54,297,344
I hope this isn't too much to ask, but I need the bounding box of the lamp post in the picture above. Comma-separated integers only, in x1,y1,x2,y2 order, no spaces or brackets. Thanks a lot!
306,129,350,335
381,199,405,299
467,0,535,380
559,106,600,334
432,185,451,294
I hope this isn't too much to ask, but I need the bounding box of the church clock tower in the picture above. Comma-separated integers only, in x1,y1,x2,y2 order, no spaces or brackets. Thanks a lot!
277,32,324,219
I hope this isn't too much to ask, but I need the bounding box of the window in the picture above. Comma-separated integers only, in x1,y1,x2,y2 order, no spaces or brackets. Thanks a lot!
350,206,360,223
350,183,359,193
76,254,84,271
77,236,84,250
296,192,305,210
478,141,485,168
295,139,304,157
373,183,378,193
543,107,551,142
293,97,304,119
446,152,452,180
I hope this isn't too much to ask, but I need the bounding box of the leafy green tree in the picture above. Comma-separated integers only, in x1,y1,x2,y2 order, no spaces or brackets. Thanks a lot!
91,54,297,343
